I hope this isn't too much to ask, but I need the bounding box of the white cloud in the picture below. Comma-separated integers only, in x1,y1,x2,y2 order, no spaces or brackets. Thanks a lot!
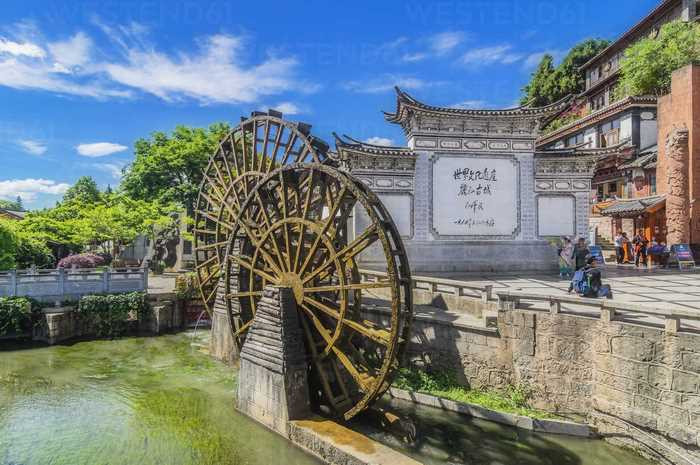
102,34,306,104
0,23,310,105
342,75,444,94
449,100,487,109
0,178,70,201
0,57,132,99
47,32,92,69
402,52,427,63
262,101,307,115
429,31,465,55
460,45,523,66
76,142,128,157
523,49,567,69
364,137,394,146
91,162,124,180
17,139,47,155
0,38,45,58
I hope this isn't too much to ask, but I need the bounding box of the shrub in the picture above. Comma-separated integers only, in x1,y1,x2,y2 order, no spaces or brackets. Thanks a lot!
58,253,105,269
175,272,199,299
0,297,37,336
15,235,55,269
77,291,151,338
0,222,18,270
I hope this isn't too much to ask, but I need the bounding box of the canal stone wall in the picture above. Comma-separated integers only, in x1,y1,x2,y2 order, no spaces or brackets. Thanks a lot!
393,307,700,465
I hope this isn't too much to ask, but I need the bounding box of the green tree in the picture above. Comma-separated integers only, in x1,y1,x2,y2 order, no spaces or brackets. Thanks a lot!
0,198,22,211
617,20,700,97
0,221,18,269
121,123,230,211
521,54,556,107
521,39,610,106
63,176,101,204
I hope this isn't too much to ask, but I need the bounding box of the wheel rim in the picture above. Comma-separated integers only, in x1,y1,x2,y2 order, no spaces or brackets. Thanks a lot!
224,163,412,420
194,113,330,314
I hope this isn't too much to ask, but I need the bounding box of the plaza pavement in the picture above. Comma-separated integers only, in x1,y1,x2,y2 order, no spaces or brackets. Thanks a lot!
427,265,700,312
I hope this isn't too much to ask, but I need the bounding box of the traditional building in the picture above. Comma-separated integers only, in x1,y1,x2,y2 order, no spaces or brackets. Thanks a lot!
338,88,596,272
0,208,25,221
538,0,698,245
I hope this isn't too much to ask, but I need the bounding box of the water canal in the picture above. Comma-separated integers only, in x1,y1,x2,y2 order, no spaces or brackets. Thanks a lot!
0,332,653,465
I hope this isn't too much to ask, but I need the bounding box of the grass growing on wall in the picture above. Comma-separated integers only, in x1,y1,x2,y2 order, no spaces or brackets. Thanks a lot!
392,368,555,419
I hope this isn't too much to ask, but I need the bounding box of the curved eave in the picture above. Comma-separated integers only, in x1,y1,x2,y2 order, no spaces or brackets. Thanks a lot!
384,87,573,124
333,133,415,156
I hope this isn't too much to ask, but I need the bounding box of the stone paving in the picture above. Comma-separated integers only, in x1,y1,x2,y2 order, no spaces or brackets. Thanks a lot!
428,265,700,312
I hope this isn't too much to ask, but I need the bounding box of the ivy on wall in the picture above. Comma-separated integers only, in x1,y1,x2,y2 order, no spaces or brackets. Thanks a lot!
0,297,39,336
77,292,151,338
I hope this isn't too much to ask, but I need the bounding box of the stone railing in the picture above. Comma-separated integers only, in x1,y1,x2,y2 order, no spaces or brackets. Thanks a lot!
0,266,148,301
359,269,493,303
496,290,700,334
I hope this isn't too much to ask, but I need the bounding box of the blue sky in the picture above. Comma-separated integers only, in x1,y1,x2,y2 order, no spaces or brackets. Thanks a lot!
0,0,660,209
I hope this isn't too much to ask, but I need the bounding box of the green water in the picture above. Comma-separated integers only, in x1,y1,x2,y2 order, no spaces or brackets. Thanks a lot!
0,333,321,465
0,333,654,465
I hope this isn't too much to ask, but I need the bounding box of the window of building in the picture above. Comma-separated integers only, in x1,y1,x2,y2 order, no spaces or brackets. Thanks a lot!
650,173,657,195
599,119,621,147
591,93,606,111
608,182,618,199
565,132,584,147
183,240,192,255
597,185,604,202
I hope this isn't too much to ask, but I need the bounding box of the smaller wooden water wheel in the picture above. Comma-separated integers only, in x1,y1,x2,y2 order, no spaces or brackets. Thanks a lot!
223,163,412,420
193,112,330,314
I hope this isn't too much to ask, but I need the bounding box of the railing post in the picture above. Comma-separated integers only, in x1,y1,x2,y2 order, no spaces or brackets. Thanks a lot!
142,259,149,291
600,303,615,323
58,268,65,297
549,298,561,315
103,267,110,293
453,286,461,297
665,316,680,334
9,269,17,297
482,285,493,303
430,282,438,293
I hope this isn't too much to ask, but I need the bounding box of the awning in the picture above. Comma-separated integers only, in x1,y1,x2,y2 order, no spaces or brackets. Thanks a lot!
600,195,666,217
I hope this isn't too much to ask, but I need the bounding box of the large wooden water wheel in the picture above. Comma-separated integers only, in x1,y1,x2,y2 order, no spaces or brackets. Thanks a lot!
193,111,330,313
222,163,412,420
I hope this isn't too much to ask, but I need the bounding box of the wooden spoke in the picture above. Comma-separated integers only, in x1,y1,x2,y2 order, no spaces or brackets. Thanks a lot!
196,210,234,231
302,281,392,293
299,303,375,392
227,254,279,284
302,224,378,284
303,296,391,346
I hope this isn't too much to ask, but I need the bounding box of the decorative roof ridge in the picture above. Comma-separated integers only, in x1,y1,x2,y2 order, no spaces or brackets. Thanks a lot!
333,133,414,156
536,140,634,157
384,87,573,123
537,95,657,145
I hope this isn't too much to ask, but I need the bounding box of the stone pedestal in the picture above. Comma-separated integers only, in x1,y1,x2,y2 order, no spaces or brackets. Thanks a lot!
236,285,310,436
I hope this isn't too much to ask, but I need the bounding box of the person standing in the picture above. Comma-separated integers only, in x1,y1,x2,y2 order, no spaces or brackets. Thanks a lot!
614,231,624,264
559,237,574,279
633,229,649,267
573,238,590,271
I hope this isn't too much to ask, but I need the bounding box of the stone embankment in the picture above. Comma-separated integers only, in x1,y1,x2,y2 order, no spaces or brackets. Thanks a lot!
360,270,700,465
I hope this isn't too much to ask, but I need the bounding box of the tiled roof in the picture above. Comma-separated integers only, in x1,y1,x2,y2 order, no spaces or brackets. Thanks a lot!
384,87,572,124
600,195,665,217
333,133,414,156
618,149,657,170
0,209,25,219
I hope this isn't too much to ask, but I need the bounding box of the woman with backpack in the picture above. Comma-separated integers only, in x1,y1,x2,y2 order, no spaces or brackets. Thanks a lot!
568,256,613,299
